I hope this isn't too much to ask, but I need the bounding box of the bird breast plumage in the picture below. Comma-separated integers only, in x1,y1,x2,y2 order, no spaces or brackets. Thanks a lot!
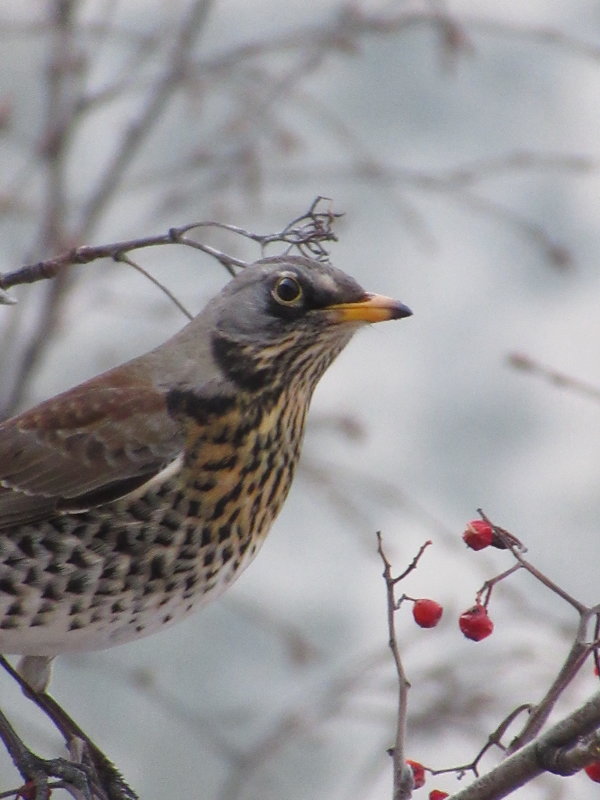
0,382,309,655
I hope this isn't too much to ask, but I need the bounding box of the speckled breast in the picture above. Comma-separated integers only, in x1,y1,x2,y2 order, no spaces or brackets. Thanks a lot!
0,389,308,655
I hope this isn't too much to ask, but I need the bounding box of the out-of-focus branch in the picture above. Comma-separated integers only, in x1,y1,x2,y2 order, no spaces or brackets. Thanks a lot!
77,0,213,237
508,353,600,404
268,149,591,269
1,0,81,418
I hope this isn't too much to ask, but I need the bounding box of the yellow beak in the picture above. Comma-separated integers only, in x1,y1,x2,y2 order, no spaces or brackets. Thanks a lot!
325,293,412,324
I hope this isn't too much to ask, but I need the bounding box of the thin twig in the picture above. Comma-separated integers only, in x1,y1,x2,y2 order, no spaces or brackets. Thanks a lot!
0,656,137,800
429,704,532,779
0,197,341,294
115,252,193,320
477,510,587,614
449,691,600,800
476,510,600,756
508,352,600,404
376,533,431,800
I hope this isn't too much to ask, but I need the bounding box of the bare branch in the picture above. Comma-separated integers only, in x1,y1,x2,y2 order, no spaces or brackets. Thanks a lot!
377,533,432,800
474,511,600,758
508,353,600,404
77,1,213,237
0,198,341,294
450,691,600,800
116,252,193,321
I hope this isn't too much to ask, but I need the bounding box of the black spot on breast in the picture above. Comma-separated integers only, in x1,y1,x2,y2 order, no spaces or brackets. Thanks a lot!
115,530,134,554
187,499,200,518
203,454,238,472
149,555,167,581
209,483,242,522
66,549,88,569
66,575,88,595
167,388,236,423
217,525,230,543
40,537,64,554
0,578,18,596
41,584,60,601
221,546,233,564
194,477,218,492
17,536,36,558
96,521,114,541
160,512,181,532
154,529,173,547
24,567,41,585
200,527,212,547
101,564,118,580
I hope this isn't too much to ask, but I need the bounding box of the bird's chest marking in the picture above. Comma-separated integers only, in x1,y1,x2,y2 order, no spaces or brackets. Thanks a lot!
181,397,305,544
0,390,309,650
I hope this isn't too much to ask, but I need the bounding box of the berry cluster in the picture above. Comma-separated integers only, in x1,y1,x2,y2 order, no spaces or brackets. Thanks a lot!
407,519,496,641
400,516,600,792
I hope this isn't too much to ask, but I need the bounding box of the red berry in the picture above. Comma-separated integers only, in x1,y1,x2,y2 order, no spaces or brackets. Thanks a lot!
407,759,426,789
585,761,600,782
413,598,443,628
463,520,493,551
429,791,449,800
459,603,494,641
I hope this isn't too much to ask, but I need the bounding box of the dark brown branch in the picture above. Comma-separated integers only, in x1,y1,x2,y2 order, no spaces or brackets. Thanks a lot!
0,656,137,800
449,691,600,800
0,198,341,294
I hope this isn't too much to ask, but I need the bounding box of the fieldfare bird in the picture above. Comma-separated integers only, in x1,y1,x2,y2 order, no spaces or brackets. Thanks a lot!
0,255,411,689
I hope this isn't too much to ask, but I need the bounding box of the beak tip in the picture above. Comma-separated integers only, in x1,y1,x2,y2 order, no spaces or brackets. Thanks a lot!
394,302,413,320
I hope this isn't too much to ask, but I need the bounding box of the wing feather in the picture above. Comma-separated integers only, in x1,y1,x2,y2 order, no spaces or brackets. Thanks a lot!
0,380,183,529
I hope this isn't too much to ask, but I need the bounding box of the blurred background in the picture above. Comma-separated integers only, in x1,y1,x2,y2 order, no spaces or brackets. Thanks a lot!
1,1,600,798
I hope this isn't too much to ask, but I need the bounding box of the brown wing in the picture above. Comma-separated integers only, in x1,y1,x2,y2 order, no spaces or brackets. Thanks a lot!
0,377,183,529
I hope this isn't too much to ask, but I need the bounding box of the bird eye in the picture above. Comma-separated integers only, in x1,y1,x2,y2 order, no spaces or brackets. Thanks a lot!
272,275,303,305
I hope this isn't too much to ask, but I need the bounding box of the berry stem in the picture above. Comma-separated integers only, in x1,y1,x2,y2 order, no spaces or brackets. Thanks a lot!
477,508,586,613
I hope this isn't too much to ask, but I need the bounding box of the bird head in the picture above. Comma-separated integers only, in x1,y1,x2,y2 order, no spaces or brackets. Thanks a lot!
208,255,412,394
